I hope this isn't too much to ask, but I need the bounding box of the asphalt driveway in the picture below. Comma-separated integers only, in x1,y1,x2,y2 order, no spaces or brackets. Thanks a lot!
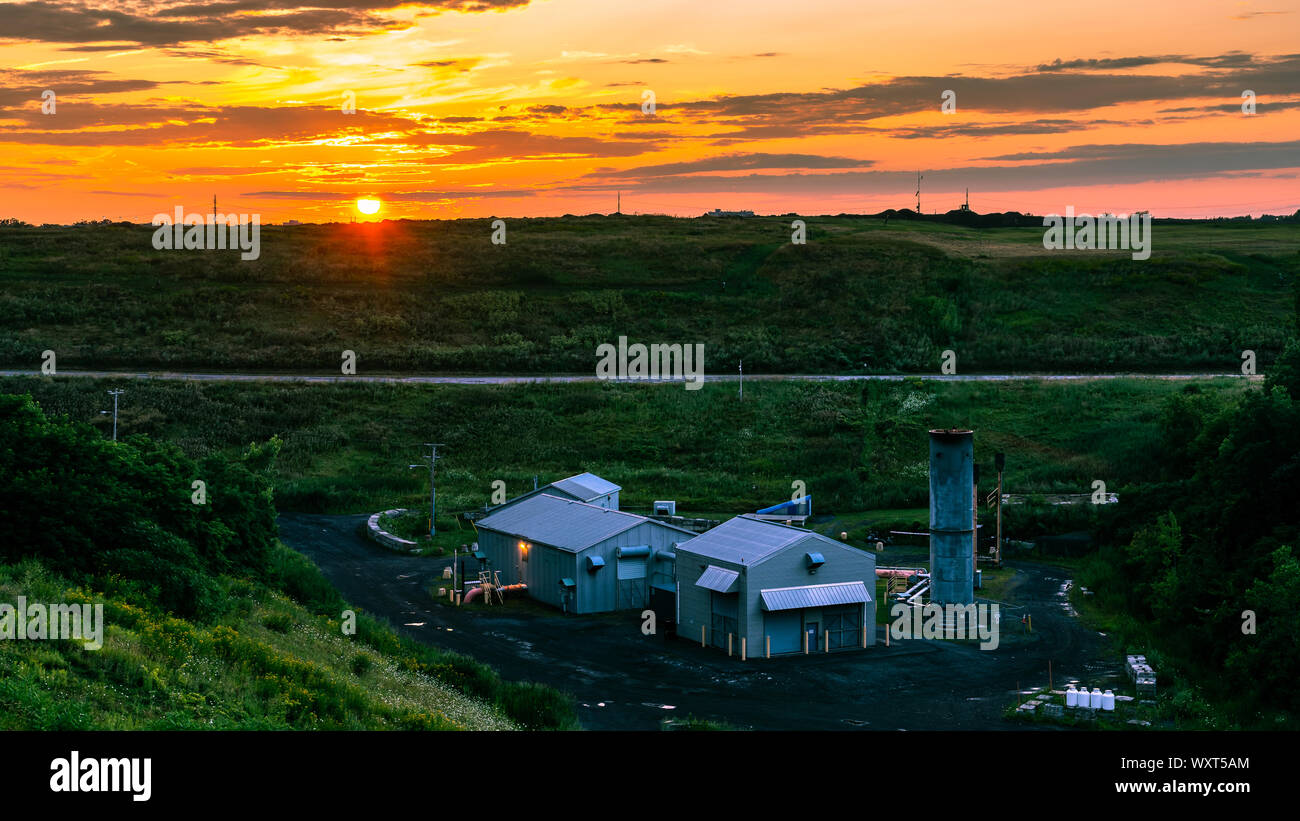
279,512,1122,730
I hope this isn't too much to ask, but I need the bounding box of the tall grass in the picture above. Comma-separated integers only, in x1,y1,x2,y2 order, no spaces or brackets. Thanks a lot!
1,218,1293,374
1,374,1254,522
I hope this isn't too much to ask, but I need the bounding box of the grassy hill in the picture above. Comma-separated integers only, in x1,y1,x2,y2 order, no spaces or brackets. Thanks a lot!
1,216,1295,374
0,393,577,730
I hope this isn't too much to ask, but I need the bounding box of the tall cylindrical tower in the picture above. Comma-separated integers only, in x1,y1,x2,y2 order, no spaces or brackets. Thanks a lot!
929,429,975,605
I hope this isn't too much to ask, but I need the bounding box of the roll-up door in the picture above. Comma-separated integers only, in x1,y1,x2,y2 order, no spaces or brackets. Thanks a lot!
616,545,649,609
766,610,802,655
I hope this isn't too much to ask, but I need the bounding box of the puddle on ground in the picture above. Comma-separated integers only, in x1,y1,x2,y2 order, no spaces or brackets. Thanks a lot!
482,630,544,661
1057,579,1078,617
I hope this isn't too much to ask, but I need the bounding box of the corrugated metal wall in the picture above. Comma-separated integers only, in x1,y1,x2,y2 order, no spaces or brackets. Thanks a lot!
478,520,691,614
747,536,876,653
575,521,688,614
673,548,743,646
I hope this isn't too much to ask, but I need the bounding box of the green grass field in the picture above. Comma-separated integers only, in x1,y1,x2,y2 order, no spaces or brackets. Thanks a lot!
2,216,1295,374
0,373,1255,521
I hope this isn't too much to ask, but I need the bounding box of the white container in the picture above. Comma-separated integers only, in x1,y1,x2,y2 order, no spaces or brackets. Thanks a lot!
1102,690,1116,711
1065,687,1078,707
1090,688,1103,709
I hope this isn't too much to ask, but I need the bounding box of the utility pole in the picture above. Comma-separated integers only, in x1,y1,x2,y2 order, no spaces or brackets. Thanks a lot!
213,195,217,221
409,443,445,537
104,389,124,441
617,191,621,215
916,171,923,214
995,452,1005,566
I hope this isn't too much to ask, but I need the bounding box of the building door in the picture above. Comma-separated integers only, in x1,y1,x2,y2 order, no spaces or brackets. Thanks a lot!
616,554,647,609
710,614,737,650
805,621,819,652
823,605,862,649
766,610,801,655
710,591,739,650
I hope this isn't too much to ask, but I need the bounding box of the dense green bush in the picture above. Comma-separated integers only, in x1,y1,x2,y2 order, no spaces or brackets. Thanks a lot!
0,394,278,619
1081,345,1300,722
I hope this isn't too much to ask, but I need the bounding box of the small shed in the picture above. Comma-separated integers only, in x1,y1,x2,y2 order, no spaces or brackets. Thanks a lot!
489,472,622,513
675,515,876,656
475,494,693,613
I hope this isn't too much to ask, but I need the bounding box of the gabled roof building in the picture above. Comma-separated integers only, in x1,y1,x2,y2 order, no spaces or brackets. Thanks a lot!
674,515,876,655
475,494,692,614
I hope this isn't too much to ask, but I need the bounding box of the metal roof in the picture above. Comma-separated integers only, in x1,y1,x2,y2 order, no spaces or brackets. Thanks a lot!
760,581,872,612
476,493,662,552
549,472,621,501
675,514,844,565
696,565,740,594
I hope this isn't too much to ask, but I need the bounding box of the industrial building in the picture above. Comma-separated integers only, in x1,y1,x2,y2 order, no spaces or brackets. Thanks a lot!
490,472,621,512
675,515,876,656
474,493,694,614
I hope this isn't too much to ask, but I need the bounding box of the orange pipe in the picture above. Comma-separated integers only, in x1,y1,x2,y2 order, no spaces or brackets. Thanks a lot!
462,583,526,604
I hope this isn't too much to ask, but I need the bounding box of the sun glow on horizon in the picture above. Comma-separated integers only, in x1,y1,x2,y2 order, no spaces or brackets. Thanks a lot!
356,198,382,215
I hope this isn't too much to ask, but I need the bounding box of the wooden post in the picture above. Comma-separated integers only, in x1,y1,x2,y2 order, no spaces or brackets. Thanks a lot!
766,635,770,659
1028,614,1032,633
824,630,830,653
728,633,733,657
803,630,808,655
701,625,706,647
885,623,890,647
741,637,746,661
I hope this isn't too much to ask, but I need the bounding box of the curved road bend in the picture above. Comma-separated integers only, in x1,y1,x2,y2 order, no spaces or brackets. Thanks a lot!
0,369,1260,385
279,513,1124,731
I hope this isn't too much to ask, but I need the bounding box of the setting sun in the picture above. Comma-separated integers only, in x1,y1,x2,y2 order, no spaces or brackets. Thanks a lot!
356,198,382,216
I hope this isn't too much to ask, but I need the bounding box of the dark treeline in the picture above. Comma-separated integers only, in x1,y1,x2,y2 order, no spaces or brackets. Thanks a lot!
1085,336,1300,723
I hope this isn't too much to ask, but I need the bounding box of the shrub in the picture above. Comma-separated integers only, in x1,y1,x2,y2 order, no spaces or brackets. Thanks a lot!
497,681,579,730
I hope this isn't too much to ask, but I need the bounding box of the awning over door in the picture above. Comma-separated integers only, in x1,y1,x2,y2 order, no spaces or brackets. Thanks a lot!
760,581,871,611
696,565,740,594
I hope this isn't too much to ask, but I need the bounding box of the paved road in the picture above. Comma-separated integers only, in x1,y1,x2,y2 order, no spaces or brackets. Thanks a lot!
279,512,1125,731
0,369,1258,385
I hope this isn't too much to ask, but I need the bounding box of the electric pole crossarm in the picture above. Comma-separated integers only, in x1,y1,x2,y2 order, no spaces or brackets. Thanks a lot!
409,443,445,536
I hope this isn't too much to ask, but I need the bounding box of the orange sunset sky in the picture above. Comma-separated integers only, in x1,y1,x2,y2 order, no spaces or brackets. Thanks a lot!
2,0,1299,223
